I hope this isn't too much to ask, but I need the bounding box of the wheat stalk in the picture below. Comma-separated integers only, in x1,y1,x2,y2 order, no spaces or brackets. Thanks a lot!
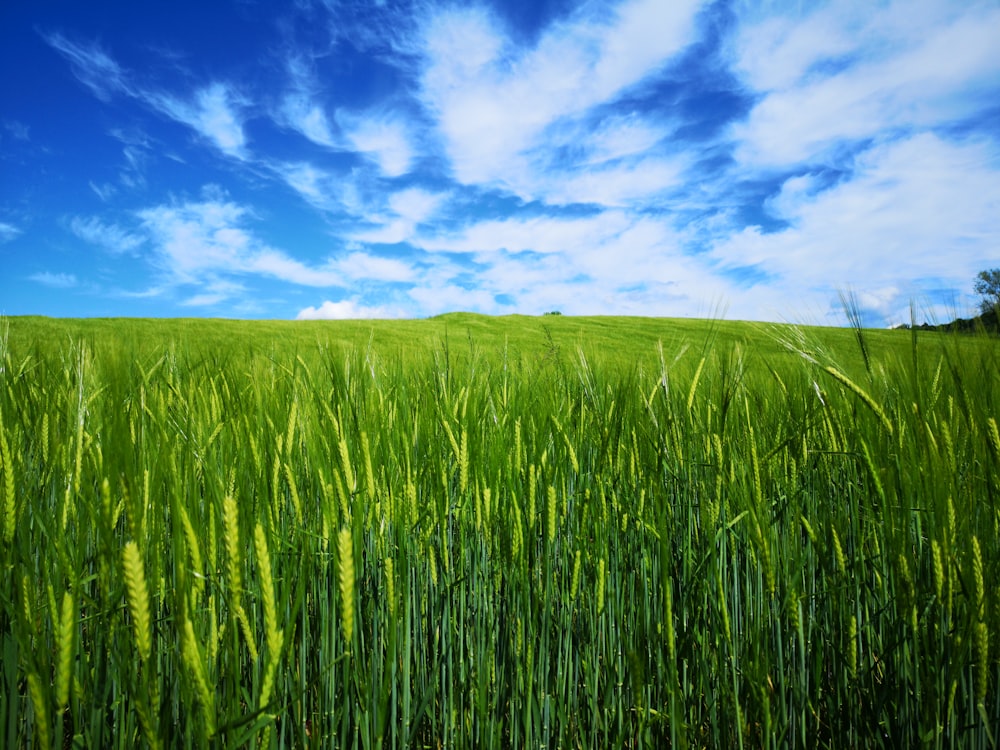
283,462,303,525
596,558,606,616
338,436,355,493
181,616,216,738
428,544,438,586
570,549,581,603
177,503,204,599
972,536,985,619
847,615,858,682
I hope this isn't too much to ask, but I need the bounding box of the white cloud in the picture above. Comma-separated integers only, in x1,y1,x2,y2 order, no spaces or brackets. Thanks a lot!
544,157,686,207
296,299,403,319
349,186,448,244
271,160,379,217
280,57,338,147
29,272,77,288
350,220,413,245
45,32,251,160
70,216,144,254
400,206,734,318
137,196,344,287
89,181,117,201
416,211,633,255
179,280,246,307
580,114,669,165
42,32,133,101
416,0,703,193
153,83,248,158
274,162,338,210
0,221,20,243
729,5,857,93
36,3,999,324
284,96,337,147
338,111,415,177
389,187,445,222
408,284,502,317
336,251,416,282
250,249,342,286
730,2,1000,167
2,120,30,141
709,133,1000,322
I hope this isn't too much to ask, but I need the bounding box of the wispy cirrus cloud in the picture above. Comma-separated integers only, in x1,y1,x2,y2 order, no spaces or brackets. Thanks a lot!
335,251,416,282
44,32,249,159
70,216,144,254
416,210,632,255
0,221,21,243
277,54,417,178
137,195,344,289
150,83,248,158
279,57,338,147
2,120,30,142
42,32,134,101
29,271,78,288
179,279,247,308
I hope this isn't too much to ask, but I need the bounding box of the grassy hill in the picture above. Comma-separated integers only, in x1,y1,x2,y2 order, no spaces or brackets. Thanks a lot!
4,312,966,374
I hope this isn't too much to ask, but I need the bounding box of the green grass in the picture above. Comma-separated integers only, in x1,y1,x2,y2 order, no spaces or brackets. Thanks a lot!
0,314,997,748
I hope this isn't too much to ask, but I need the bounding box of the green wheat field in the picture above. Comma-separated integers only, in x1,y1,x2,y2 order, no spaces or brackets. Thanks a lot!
0,314,997,748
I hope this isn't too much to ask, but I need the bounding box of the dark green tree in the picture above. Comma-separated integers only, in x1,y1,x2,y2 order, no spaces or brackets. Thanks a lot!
974,268,1000,313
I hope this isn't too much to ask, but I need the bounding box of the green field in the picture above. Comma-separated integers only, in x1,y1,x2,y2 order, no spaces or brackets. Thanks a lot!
0,315,997,748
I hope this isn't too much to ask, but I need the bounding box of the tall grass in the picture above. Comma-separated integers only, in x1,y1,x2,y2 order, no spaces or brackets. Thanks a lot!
0,315,997,747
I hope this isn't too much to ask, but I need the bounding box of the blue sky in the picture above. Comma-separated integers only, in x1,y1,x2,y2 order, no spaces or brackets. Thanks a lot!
2,0,998,325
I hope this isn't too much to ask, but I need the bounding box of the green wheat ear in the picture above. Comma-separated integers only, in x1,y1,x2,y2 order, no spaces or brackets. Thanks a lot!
337,528,355,648
27,672,50,749
0,411,15,544
822,365,893,434
123,541,152,662
55,590,75,710
222,494,242,611
254,523,282,658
